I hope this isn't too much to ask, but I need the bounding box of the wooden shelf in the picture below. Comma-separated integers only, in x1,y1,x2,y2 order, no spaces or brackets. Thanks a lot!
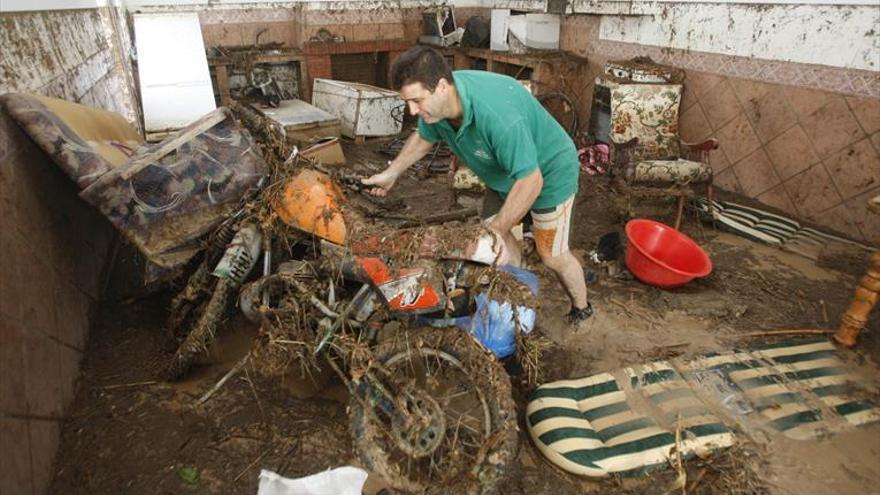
207,50,305,107
207,49,305,66
452,47,577,69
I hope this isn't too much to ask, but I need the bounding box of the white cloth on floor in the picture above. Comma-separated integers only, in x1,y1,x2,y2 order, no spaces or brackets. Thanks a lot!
256,467,368,495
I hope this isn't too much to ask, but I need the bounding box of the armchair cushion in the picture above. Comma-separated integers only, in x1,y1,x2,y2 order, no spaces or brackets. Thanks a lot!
80,107,267,273
609,83,683,162
0,93,143,189
631,159,712,185
2,93,268,279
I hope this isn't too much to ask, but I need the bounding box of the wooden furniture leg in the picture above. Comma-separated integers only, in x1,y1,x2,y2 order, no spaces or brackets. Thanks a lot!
834,251,880,347
706,183,714,224
215,64,232,107
447,155,459,209
674,195,685,230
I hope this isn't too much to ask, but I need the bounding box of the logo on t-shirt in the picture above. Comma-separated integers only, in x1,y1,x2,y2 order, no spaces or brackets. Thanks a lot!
474,149,491,160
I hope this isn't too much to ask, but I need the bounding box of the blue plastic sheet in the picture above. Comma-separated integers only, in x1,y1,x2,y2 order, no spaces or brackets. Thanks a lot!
417,265,538,358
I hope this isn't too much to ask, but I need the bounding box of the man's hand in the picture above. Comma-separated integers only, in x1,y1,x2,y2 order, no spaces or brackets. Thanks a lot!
363,132,434,196
480,225,512,266
361,169,399,197
486,218,507,236
482,220,519,267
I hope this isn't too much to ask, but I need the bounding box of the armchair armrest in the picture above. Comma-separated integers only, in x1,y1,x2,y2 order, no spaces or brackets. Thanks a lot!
680,138,718,163
681,138,719,152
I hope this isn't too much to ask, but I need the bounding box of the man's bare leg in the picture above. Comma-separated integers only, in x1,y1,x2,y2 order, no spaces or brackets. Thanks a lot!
542,250,588,310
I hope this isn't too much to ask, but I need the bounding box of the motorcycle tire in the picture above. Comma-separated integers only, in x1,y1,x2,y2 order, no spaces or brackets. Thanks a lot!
163,277,235,381
349,327,518,494
167,217,239,340
166,260,214,341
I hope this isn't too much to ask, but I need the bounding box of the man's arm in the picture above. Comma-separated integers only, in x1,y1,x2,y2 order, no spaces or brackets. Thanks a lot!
362,131,435,196
487,168,543,233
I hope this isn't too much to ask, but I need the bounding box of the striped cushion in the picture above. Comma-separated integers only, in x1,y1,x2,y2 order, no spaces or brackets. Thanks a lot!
683,339,880,441
528,339,879,477
693,199,875,254
527,363,734,477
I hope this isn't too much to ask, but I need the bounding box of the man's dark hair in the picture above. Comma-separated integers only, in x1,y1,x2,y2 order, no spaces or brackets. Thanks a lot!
390,46,454,91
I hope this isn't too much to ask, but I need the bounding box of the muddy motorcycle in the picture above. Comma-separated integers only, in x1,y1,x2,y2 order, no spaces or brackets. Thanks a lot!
163,174,270,381
165,167,531,494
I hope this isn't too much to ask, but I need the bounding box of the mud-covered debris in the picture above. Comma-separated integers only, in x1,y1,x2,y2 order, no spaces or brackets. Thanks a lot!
251,310,320,379
648,290,747,320
516,331,554,389
469,266,539,310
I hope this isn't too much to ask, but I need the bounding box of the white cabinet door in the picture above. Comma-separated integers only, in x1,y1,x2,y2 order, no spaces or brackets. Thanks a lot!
134,12,216,134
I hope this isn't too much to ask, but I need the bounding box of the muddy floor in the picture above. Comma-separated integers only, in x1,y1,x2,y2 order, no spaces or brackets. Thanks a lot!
51,139,880,494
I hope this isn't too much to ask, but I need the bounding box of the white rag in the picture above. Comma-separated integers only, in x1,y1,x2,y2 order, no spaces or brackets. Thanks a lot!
256,467,368,495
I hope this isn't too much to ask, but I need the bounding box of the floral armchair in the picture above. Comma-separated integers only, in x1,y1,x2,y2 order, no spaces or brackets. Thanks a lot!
608,82,717,229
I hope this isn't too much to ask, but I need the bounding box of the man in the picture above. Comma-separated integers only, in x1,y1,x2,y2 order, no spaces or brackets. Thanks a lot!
362,46,593,325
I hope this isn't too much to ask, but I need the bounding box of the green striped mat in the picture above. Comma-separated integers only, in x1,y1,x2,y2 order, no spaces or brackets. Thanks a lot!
692,199,874,258
527,339,879,477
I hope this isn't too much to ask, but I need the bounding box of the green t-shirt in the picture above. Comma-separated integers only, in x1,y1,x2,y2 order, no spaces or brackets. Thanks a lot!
418,70,578,209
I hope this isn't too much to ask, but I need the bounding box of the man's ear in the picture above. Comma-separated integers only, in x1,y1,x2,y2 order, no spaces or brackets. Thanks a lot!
436,78,451,93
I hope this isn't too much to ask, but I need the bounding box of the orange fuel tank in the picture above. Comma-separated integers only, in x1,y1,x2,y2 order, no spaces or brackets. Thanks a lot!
275,169,347,245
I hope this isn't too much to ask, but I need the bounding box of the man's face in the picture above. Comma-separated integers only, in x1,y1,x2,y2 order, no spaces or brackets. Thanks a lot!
399,80,448,124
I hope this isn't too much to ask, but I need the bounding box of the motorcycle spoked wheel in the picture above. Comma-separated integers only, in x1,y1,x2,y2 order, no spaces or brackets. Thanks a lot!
349,328,518,494
163,278,235,381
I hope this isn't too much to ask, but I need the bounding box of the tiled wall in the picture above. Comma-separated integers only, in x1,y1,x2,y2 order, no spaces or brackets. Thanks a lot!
560,15,880,243
0,110,116,495
0,8,139,125
0,8,127,495
197,5,488,50
199,7,302,49
680,73,880,243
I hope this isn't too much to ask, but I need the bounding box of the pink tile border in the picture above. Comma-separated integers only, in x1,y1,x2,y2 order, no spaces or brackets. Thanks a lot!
589,39,880,100
592,40,880,98
561,15,879,99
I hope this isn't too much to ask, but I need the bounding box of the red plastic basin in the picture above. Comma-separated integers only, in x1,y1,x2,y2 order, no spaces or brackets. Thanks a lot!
624,219,712,289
